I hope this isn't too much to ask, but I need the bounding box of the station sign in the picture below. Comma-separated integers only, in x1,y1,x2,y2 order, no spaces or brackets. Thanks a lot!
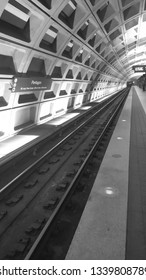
132,65,146,72
11,76,52,92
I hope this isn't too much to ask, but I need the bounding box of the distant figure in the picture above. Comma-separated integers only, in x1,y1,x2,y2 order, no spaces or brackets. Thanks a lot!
33,147,38,156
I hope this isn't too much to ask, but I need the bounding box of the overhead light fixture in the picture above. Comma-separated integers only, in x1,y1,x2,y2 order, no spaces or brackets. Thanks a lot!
85,20,89,26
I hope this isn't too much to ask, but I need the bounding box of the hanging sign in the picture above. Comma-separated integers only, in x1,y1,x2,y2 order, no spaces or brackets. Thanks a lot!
132,65,146,72
11,77,52,92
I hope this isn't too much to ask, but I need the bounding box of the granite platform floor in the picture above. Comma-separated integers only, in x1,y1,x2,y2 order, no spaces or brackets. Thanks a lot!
66,86,146,260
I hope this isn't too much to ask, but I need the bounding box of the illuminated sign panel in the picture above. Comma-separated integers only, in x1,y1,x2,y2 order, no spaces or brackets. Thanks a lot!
132,65,146,72
11,77,52,92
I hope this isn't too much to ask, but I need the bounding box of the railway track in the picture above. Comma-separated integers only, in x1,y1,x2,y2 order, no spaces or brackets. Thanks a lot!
0,90,125,189
0,88,129,259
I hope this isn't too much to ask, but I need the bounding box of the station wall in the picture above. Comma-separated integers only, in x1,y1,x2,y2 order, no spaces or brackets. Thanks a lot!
0,0,126,141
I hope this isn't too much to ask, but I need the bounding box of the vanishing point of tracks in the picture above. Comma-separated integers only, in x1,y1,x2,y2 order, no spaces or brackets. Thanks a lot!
0,89,129,259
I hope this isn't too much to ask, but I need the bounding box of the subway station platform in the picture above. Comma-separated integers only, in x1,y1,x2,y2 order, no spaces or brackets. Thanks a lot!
66,86,146,260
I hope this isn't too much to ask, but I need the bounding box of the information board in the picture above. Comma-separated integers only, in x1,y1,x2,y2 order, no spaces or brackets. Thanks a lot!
11,76,52,92
132,65,146,72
